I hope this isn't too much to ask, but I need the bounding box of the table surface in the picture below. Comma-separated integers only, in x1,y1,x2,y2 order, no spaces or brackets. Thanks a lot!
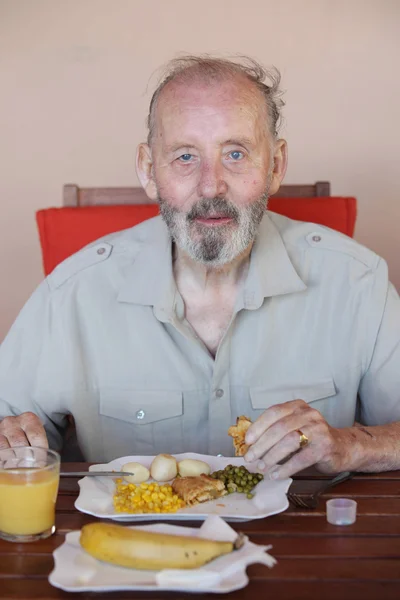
1,463,400,600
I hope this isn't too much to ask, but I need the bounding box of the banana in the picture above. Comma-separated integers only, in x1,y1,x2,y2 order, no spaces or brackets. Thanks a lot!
79,522,243,570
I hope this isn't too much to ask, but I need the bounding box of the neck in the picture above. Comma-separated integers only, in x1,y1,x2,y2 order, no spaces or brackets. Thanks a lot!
173,243,253,291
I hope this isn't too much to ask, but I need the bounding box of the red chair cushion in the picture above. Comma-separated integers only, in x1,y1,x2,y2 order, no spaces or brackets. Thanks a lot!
36,197,357,276
269,196,357,237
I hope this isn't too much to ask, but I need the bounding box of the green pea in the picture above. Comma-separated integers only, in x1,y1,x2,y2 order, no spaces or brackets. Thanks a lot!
247,493,254,499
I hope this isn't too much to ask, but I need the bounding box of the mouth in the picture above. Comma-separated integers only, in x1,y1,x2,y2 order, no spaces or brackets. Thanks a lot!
194,215,234,226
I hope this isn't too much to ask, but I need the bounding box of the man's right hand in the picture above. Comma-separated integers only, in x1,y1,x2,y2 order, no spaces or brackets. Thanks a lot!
0,412,48,449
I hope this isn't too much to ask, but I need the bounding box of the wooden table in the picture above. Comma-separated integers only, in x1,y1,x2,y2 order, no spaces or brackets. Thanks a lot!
2,464,400,599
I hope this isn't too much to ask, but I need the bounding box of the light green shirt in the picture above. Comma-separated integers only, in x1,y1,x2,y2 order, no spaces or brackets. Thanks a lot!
1,212,399,462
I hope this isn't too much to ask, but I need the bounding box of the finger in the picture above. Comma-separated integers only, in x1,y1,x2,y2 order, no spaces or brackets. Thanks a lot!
19,413,48,449
0,434,11,450
23,424,48,449
31,447,49,466
1,425,31,448
0,416,31,447
245,411,311,462
245,400,308,445
266,445,318,480
256,429,307,472
4,448,20,468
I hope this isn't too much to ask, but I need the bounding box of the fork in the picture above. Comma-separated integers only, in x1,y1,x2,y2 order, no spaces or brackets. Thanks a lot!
287,471,354,509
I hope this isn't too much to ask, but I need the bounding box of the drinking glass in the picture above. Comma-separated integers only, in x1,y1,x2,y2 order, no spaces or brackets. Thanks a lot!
0,446,60,542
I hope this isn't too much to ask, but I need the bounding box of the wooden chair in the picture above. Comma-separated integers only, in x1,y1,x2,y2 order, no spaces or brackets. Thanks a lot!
63,182,331,207
36,180,360,277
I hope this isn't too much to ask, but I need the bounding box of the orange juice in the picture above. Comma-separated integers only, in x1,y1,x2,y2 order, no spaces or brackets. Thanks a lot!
0,468,59,536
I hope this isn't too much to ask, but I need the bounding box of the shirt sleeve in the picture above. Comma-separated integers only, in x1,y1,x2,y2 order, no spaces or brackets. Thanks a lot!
0,281,66,450
359,280,400,425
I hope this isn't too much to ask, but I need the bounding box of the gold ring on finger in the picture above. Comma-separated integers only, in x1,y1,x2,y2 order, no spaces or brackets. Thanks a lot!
296,429,309,449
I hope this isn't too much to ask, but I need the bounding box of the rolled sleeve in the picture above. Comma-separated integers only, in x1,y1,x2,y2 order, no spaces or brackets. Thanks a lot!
0,281,66,450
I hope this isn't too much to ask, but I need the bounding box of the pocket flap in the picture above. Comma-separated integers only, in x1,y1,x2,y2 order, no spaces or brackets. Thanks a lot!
99,389,183,425
250,378,336,409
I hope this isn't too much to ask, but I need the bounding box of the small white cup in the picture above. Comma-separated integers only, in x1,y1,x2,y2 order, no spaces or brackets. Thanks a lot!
326,498,357,525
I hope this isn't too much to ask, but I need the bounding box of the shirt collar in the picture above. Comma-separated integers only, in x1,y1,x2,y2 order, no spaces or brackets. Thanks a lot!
117,217,177,321
117,212,306,315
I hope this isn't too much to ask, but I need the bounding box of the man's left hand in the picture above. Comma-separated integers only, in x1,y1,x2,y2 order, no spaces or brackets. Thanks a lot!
244,399,351,479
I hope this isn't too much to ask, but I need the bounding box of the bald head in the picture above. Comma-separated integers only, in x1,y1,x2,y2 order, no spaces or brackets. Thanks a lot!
147,56,284,146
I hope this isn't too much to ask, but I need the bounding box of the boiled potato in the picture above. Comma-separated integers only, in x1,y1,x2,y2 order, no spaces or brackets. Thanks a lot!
121,462,150,484
178,459,211,477
150,454,178,482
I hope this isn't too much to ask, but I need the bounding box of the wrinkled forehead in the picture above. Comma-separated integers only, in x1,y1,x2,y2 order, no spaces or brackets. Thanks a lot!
153,76,269,144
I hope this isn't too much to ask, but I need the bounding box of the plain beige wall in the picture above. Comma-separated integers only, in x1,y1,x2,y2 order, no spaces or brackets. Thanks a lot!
1,0,399,341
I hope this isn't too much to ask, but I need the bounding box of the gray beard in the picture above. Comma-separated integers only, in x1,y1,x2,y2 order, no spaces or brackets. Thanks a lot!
158,192,269,267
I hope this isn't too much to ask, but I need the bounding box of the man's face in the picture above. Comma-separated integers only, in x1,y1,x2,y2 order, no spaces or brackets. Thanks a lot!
150,77,275,266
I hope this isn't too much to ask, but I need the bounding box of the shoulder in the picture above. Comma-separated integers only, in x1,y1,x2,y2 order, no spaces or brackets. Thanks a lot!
265,212,390,358
46,216,164,291
266,211,381,271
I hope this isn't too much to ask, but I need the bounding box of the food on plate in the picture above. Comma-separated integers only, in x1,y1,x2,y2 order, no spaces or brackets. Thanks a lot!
112,452,262,513
150,454,178,482
172,474,227,507
121,462,150,484
178,458,211,477
228,415,252,456
211,465,264,499
80,522,244,570
113,481,185,514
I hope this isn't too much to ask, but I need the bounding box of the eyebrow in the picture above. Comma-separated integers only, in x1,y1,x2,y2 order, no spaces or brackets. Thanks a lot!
223,138,254,148
164,143,195,153
165,137,254,153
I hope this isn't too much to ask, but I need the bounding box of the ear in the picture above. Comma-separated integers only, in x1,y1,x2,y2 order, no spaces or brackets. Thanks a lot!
135,143,158,201
268,139,288,196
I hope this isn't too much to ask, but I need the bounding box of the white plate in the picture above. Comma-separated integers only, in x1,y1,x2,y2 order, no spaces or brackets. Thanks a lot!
75,453,291,522
49,515,276,593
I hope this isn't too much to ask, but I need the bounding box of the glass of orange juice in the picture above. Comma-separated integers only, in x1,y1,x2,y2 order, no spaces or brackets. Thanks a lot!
0,447,60,542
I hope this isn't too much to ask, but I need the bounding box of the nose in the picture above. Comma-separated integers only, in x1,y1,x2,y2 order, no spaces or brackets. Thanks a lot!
197,160,228,199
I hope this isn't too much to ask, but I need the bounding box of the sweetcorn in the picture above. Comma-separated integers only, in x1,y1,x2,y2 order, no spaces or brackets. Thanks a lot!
113,480,186,514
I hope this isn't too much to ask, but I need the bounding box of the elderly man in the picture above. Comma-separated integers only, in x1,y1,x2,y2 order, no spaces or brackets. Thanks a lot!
1,56,400,479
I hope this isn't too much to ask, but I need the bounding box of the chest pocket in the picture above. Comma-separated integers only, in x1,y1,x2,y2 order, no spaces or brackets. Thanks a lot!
99,389,184,455
249,378,336,420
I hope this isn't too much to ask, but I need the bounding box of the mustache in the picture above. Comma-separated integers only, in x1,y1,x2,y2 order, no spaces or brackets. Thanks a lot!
187,198,240,222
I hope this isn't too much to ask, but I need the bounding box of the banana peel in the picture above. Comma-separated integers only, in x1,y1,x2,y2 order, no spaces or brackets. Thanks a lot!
80,522,245,570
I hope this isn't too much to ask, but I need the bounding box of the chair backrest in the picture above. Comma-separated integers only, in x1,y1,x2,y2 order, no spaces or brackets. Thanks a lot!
63,181,331,206
36,181,357,277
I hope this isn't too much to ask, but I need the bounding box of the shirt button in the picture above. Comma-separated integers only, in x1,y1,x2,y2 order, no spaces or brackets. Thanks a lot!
136,409,145,420
312,235,322,243
215,389,224,398
97,247,106,255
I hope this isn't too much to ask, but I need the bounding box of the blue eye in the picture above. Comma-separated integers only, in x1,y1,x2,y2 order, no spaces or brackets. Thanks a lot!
229,151,244,160
179,154,193,162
